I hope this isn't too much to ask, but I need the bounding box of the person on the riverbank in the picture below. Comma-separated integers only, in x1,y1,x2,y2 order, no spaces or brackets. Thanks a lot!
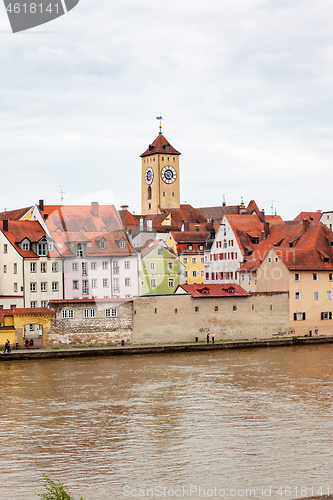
29,338,34,347
25,339,29,348
207,333,209,344
315,327,319,337
4,340,10,353
212,332,215,344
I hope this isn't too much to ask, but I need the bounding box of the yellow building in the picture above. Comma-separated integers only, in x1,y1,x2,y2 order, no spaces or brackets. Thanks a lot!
140,128,181,215
166,232,207,284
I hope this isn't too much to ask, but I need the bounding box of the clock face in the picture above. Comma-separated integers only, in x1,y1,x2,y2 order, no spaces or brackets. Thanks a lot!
145,167,154,185
161,165,177,184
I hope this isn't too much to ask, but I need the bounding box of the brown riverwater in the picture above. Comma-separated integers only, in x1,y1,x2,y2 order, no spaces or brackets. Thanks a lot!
0,345,332,500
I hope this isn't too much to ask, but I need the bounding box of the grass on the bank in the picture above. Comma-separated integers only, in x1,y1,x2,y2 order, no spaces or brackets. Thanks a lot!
38,474,85,500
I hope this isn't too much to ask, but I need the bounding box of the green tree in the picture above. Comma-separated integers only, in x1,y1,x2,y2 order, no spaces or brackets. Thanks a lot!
38,474,85,500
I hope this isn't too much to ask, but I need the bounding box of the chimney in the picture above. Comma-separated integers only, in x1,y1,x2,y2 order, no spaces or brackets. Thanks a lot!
147,219,153,232
121,205,129,211
140,217,144,231
303,219,310,233
259,209,265,223
91,202,99,217
264,221,269,239
39,199,44,212
184,221,189,232
3,219,8,232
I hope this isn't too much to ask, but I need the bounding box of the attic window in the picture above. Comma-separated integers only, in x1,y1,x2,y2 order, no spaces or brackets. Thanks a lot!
149,145,155,151
100,240,106,250
102,228,107,232
118,239,126,249
188,244,193,251
79,227,86,232
56,228,63,232
249,236,259,244
164,144,170,151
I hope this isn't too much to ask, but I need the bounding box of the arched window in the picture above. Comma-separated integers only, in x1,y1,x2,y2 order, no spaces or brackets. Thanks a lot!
147,186,152,200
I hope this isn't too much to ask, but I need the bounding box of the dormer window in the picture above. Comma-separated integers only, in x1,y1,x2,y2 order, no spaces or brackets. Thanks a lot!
22,242,30,251
188,244,193,251
164,144,170,151
79,227,86,232
37,242,47,256
118,239,126,249
76,243,83,257
100,239,106,250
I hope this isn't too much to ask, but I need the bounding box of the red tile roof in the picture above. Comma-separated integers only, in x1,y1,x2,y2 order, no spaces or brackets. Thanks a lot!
140,134,181,157
0,220,49,258
246,200,260,214
175,283,250,297
0,307,54,322
196,205,240,222
0,207,33,220
240,220,333,272
294,211,322,222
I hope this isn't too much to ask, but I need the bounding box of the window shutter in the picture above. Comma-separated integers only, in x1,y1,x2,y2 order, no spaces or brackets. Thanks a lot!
303,312,306,320
294,313,297,321
321,312,324,320
330,312,332,320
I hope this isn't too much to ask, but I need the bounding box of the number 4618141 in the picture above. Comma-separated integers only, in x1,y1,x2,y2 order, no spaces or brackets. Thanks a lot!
6,3,60,14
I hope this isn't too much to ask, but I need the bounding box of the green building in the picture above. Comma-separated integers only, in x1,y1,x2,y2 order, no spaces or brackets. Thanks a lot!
140,240,183,295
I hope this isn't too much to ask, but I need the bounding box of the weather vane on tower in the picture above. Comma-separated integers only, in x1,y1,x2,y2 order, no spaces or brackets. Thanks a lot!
156,114,163,135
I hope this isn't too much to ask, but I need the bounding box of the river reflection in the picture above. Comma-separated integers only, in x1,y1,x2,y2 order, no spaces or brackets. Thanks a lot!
0,345,332,500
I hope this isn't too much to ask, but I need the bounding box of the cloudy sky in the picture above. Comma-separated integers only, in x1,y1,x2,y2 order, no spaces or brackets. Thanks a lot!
0,0,332,220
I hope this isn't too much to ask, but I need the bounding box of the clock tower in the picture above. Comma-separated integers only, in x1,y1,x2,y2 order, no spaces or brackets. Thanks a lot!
140,126,181,215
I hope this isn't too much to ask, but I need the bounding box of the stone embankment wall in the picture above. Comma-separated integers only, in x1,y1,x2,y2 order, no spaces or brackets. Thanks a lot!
47,300,133,347
132,292,289,344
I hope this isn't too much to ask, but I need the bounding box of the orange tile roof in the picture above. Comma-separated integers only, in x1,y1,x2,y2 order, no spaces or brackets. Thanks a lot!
0,220,49,258
0,207,33,220
140,134,181,157
176,283,250,297
196,205,240,221
294,211,322,222
240,220,333,271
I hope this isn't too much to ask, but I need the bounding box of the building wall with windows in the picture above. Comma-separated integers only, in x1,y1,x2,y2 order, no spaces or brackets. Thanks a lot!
239,249,289,293
48,298,133,347
140,244,182,295
24,257,63,307
132,292,289,344
0,230,24,306
165,233,206,285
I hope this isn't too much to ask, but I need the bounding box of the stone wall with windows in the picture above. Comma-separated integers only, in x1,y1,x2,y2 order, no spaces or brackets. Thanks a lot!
47,299,133,347
132,292,289,344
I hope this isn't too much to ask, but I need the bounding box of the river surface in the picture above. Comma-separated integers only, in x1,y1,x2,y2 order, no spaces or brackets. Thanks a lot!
0,345,332,500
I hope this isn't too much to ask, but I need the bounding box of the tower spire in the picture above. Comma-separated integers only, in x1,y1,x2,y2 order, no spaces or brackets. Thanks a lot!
156,114,163,135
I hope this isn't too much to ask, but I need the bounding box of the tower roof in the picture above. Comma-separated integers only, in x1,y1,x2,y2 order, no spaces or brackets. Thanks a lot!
140,134,181,157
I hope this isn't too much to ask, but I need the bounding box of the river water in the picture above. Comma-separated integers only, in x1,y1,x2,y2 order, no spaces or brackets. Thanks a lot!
0,345,332,500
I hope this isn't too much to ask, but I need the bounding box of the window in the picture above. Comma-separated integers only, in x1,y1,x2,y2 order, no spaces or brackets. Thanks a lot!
14,263,17,274
183,257,188,264
192,257,197,264
30,262,36,273
150,263,155,270
113,278,119,292
248,274,251,283
215,306,218,312
124,261,130,269
73,280,79,290
184,271,188,277
52,262,58,273
91,262,97,270
313,273,318,281
295,292,300,300
62,309,74,319
29,324,34,331
295,273,300,281
41,301,47,307
84,309,89,318
274,257,279,263
52,282,58,292
30,282,36,292
268,257,272,263
82,262,88,276
14,283,18,292
100,240,106,249
241,274,245,282
201,257,205,264
41,282,47,292
201,270,204,277
106,308,117,317
314,292,319,300
3,265,6,273
82,280,89,294
158,248,163,255
91,279,97,288
102,278,108,288
294,312,306,321
76,243,83,258
166,261,173,271
151,278,157,288
330,273,333,282
72,262,78,271
4,244,7,253
125,278,131,287
30,301,36,308
188,245,193,251
22,242,30,251
195,306,199,313
84,309,96,318
321,312,332,320
233,306,237,311
119,239,126,249
37,242,47,256
168,278,174,287
192,270,197,277
113,261,119,274
102,261,108,270
327,291,332,300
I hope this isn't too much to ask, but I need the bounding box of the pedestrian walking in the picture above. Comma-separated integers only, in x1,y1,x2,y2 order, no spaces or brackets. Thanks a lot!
212,332,215,344
207,333,210,344
315,327,319,337
3,340,10,353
